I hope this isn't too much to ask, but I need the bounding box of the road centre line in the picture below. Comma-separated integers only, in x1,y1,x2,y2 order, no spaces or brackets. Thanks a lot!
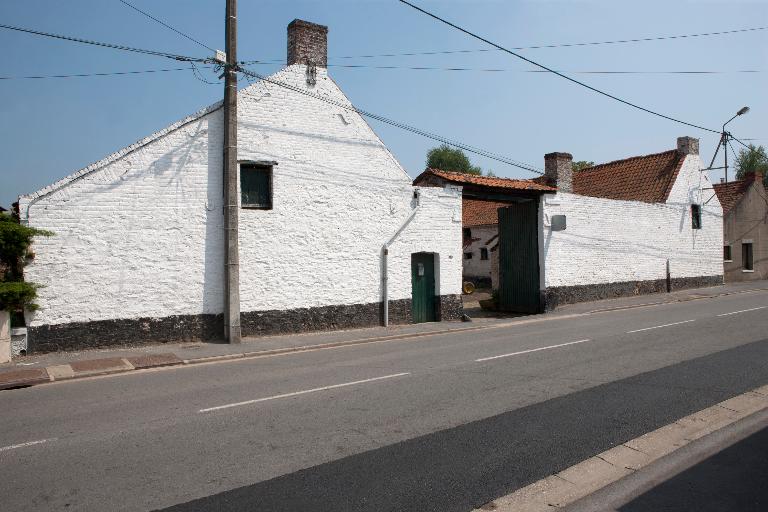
626,319,695,333
198,372,410,413
717,306,768,317
475,339,592,362
0,438,55,453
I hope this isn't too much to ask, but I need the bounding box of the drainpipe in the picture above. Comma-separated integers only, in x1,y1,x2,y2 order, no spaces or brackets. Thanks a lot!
382,190,422,327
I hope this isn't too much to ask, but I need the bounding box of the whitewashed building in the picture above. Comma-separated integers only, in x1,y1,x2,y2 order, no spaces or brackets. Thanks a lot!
18,20,463,352
415,137,723,312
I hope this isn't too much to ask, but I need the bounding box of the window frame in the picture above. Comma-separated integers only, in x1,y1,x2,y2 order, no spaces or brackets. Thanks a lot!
691,204,702,230
464,252,473,260
480,247,489,260
742,241,754,271
240,162,274,210
723,244,732,262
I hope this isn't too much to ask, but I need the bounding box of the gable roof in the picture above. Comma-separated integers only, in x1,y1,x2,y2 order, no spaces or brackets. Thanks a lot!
463,199,512,227
712,179,752,214
569,149,685,203
414,168,556,193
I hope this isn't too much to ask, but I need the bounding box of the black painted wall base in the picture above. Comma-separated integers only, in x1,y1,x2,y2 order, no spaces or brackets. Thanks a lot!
544,275,723,311
27,295,465,353
27,313,223,354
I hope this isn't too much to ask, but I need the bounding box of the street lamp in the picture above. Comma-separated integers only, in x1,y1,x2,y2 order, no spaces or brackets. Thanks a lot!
710,106,750,183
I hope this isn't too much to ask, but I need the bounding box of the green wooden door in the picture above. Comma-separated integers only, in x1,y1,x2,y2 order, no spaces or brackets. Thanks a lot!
497,201,541,313
411,253,436,323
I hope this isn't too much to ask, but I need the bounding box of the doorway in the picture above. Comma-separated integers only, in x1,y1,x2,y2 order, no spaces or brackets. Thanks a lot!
411,252,437,323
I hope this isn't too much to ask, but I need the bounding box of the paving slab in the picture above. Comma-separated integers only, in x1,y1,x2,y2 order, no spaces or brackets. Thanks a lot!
125,353,183,369
0,367,50,390
475,475,571,511
621,422,692,460
597,444,652,471
555,457,632,501
676,405,741,441
47,364,75,381
69,357,133,377
718,391,768,414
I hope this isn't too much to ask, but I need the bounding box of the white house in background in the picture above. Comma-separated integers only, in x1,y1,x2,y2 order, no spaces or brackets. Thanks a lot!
462,200,509,287
18,20,463,353
415,137,723,312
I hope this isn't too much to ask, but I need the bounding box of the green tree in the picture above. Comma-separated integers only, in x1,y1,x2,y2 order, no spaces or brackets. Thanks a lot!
427,145,482,175
0,212,51,313
735,144,768,186
572,160,595,172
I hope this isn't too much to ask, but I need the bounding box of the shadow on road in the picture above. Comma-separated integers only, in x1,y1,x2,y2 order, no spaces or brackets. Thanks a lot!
620,426,768,512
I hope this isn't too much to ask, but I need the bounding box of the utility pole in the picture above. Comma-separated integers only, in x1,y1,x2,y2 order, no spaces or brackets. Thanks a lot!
723,133,729,184
223,0,241,343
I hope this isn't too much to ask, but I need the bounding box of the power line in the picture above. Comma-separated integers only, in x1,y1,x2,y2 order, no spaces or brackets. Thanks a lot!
241,25,768,64
117,0,216,53
240,61,762,75
0,67,199,80
0,22,209,62
190,62,220,85
398,0,721,134
333,25,768,59
238,66,543,175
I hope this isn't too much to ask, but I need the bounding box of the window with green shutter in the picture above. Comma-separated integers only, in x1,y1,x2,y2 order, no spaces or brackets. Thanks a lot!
241,164,272,209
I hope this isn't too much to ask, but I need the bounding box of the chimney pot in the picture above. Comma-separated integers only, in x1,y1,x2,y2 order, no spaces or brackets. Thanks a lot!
544,152,573,193
677,136,699,156
287,19,328,67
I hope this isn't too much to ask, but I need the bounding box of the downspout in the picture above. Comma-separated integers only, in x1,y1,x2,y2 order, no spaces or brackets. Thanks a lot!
382,189,422,327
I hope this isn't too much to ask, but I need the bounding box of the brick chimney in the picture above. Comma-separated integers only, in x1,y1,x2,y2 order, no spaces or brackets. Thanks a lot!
677,136,699,156
544,152,573,193
287,19,328,67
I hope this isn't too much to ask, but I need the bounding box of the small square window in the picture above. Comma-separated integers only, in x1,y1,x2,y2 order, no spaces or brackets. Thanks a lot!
480,248,489,260
463,228,472,239
742,242,754,271
723,245,732,261
691,204,702,230
241,164,272,209
464,252,473,260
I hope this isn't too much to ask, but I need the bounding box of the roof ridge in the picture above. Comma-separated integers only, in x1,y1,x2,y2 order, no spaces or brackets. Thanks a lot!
577,149,678,174
427,168,535,183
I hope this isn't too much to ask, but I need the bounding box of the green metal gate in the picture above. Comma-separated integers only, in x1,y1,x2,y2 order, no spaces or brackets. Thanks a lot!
497,201,541,313
411,253,436,323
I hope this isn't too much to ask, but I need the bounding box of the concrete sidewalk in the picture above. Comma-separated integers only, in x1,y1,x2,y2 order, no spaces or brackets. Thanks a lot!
1,280,766,390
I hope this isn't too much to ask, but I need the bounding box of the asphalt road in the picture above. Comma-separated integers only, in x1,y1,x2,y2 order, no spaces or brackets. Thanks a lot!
1,290,767,511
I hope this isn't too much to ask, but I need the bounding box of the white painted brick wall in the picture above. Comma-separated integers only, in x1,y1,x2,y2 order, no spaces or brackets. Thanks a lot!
462,225,496,279
542,153,723,287
19,65,462,328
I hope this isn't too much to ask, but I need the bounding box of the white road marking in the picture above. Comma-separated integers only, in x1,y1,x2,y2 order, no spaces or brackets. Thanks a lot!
717,306,768,317
198,372,411,413
0,438,55,452
626,319,695,334
475,339,592,362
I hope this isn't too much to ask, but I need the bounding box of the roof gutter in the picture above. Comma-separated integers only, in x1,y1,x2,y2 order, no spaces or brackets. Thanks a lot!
381,190,422,327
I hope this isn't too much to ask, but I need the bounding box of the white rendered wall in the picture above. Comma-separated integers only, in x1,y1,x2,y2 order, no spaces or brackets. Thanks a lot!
542,154,723,288
20,107,225,327
20,64,462,329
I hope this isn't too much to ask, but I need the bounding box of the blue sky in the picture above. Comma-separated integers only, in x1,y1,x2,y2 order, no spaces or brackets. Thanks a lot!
1,0,766,209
